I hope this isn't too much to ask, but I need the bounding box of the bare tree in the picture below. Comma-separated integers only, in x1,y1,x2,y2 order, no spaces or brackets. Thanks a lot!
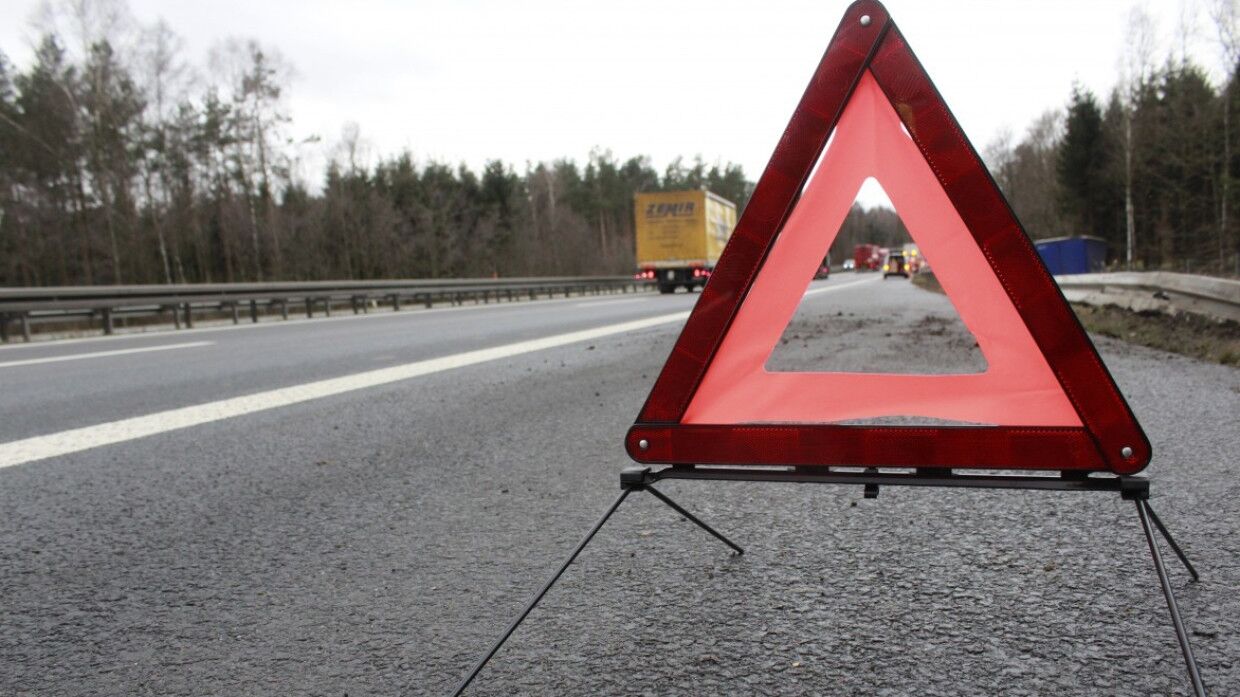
334,121,370,176
1119,6,1159,268
32,0,136,66
134,18,192,284
208,38,293,280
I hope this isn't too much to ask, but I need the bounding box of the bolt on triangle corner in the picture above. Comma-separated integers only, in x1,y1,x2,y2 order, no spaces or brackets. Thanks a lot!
625,2,1151,475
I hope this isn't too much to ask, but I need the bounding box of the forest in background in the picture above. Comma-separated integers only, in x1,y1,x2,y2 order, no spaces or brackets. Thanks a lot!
985,3,1240,277
0,2,750,286
1,1,1238,286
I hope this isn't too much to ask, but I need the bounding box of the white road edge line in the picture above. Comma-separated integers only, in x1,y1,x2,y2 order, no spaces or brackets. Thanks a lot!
0,313,686,469
574,297,650,308
0,341,214,369
804,276,882,296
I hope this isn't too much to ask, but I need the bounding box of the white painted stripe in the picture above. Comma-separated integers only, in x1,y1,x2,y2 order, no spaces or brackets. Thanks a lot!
803,276,881,297
0,341,213,369
0,312,691,469
574,297,650,308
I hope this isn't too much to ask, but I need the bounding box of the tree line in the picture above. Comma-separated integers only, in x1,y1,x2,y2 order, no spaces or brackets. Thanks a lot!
0,4,750,287
3,1,1239,287
988,4,1240,276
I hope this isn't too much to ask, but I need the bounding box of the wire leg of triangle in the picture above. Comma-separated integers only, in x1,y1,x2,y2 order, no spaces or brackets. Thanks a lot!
447,470,742,697
1135,498,1207,697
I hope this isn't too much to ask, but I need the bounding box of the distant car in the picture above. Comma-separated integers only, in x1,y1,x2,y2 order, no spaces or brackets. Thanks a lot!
883,253,908,279
842,259,855,271
813,253,831,279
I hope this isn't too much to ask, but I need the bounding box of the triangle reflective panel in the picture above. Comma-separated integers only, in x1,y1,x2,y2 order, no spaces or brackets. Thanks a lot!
626,0,1150,474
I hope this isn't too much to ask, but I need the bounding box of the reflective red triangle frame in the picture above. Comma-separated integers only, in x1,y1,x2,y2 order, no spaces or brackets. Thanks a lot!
625,0,1150,475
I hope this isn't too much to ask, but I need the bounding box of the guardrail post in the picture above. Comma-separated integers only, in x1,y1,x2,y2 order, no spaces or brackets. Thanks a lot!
306,298,313,318
422,293,431,309
102,307,114,335
0,314,8,343
169,305,181,329
278,299,288,320
21,313,31,342
392,294,401,312
323,298,332,317
183,303,193,329
230,302,240,324
250,300,259,323
351,296,361,315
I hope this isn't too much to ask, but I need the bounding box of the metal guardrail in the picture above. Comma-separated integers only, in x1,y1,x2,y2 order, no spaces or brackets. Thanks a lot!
1055,271,1240,323
0,276,655,342
5,271,1233,344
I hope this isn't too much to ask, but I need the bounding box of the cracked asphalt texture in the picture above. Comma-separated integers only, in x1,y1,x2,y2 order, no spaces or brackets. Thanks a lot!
1,276,1237,696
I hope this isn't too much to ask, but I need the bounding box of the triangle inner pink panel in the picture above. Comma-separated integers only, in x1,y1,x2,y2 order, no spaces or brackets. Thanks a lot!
681,73,1080,427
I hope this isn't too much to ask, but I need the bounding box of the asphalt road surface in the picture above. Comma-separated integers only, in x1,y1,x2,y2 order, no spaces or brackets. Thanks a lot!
1,275,1236,696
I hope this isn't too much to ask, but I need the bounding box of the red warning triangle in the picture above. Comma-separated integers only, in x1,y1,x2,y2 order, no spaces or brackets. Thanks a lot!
626,0,1150,474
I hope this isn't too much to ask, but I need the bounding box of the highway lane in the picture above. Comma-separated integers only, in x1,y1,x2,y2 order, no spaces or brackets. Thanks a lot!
0,275,879,448
0,285,703,445
0,277,864,447
1,274,1236,696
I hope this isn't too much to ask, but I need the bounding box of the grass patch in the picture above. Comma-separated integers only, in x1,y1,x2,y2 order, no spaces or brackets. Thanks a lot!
910,272,1240,367
910,272,942,294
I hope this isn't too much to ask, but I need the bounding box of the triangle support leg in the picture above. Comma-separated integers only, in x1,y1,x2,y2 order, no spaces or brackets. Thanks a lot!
1135,498,1208,697
1143,501,1200,582
448,487,632,697
449,468,743,696
622,466,743,555
642,484,744,556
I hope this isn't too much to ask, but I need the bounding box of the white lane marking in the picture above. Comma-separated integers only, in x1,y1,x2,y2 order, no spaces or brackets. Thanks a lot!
573,276,872,310
0,289,662,352
574,297,650,308
803,276,882,296
0,341,213,369
0,311,691,469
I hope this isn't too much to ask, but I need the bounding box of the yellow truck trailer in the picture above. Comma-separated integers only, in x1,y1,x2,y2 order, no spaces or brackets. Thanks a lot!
634,190,738,294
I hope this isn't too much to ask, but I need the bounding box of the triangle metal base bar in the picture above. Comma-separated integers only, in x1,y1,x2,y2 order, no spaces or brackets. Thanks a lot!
446,465,1206,697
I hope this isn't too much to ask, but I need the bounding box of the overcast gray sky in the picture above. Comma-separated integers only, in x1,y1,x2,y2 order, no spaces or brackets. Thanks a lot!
0,0,1225,205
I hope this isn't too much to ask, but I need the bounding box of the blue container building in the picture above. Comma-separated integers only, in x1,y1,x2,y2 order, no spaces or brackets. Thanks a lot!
1034,236,1108,275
